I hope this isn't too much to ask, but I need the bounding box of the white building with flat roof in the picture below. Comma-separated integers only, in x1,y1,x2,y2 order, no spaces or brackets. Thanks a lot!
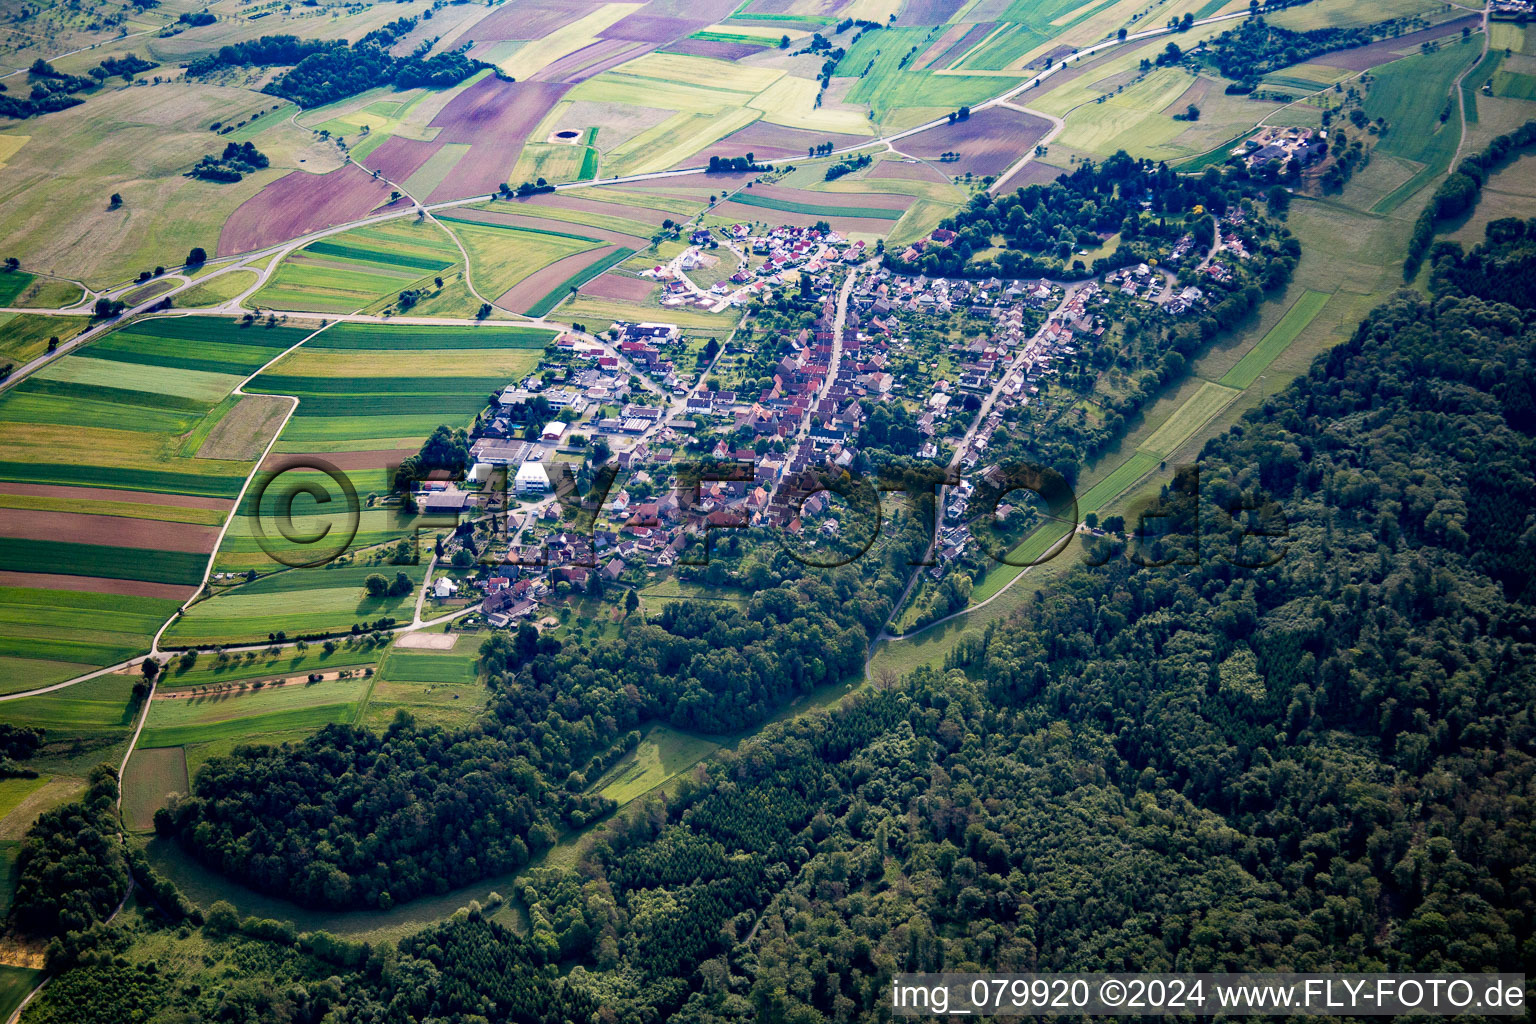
515,462,550,495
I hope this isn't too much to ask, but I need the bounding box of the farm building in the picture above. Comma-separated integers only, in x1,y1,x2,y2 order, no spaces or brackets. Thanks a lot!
541,421,567,442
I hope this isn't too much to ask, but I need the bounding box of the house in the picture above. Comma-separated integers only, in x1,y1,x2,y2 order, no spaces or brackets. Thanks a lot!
515,462,550,495
603,557,624,581
433,577,457,598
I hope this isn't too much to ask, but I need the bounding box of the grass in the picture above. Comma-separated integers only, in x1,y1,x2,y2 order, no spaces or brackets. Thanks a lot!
1219,289,1332,389
1365,39,1482,214
163,564,428,645
591,724,720,804
727,191,905,220
0,313,89,366
0,777,48,821
121,745,189,832
176,270,259,307
0,966,43,1024
137,673,373,748
158,645,379,690
439,219,602,299
1137,381,1241,457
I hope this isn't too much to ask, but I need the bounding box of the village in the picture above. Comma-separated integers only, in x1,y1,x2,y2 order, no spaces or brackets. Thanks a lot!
404,213,1258,628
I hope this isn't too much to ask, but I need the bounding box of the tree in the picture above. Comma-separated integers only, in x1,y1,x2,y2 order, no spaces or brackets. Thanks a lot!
779,34,790,48
364,573,390,597
388,571,413,597
187,246,207,266
624,588,639,615
108,193,122,209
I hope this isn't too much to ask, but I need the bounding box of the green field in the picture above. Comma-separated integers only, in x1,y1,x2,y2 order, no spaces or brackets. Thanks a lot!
592,724,720,805
0,313,89,366
1137,381,1241,457
121,744,190,832
726,191,906,220
1219,290,1332,389
137,673,373,748
253,220,461,314
357,637,486,730
157,644,379,690
0,587,181,691
439,217,603,298
0,965,43,1024
1365,40,1482,214
164,563,427,645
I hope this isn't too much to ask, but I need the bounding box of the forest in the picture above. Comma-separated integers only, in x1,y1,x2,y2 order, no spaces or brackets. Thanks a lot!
153,509,930,910
894,152,1296,280
1202,15,1430,88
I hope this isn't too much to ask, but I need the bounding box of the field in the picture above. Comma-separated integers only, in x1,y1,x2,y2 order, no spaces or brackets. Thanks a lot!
0,314,89,367
0,317,325,685
0,83,341,286
175,270,259,309
253,220,462,314
164,563,428,645
238,320,550,460
138,673,374,749
0,674,139,774
1137,381,1241,457
357,635,487,730
1219,290,1332,389
591,724,720,804
1363,39,1483,214
438,216,605,304
121,745,190,832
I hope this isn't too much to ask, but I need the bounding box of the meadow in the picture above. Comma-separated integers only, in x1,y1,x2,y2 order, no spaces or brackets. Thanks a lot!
137,673,374,749
1219,290,1332,389
121,745,190,832
357,636,487,730
1364,39,1483,214
0,587,180,691
0,314,89,367
163,563,428,645
591,724,720,805
1136,381,1241,458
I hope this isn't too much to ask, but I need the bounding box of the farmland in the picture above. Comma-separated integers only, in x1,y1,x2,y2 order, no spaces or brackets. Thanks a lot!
164,563,429,645
0,0,1531,1014
252,220,461,314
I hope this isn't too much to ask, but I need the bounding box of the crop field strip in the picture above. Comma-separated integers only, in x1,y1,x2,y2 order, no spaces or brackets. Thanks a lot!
164,563,431,646
253,221,462,314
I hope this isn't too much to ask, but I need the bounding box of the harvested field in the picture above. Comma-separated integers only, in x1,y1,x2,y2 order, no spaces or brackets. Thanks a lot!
529,38,644,82
580,272,657,301
362,136,444,185
496,243,627,314
675,120,871,166
445,206,645,246
601,13,703,43
1002,159,1070,188
0,507,220,553
196,395,291,461
0,483,230,511
665,37,766,60
902,0,966,24
0,571,194,601
934,22,994,69
1313,15,1482,70
869,159,950,182
522,191,673,226
749,182,913,210
426,77,572,202
898,106,1053,176
218,165,396,257
470,0,606,41
395,631,458,650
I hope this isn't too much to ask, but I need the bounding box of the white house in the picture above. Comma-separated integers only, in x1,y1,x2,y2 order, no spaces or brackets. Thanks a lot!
433,577,457,598
515,461,550,495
